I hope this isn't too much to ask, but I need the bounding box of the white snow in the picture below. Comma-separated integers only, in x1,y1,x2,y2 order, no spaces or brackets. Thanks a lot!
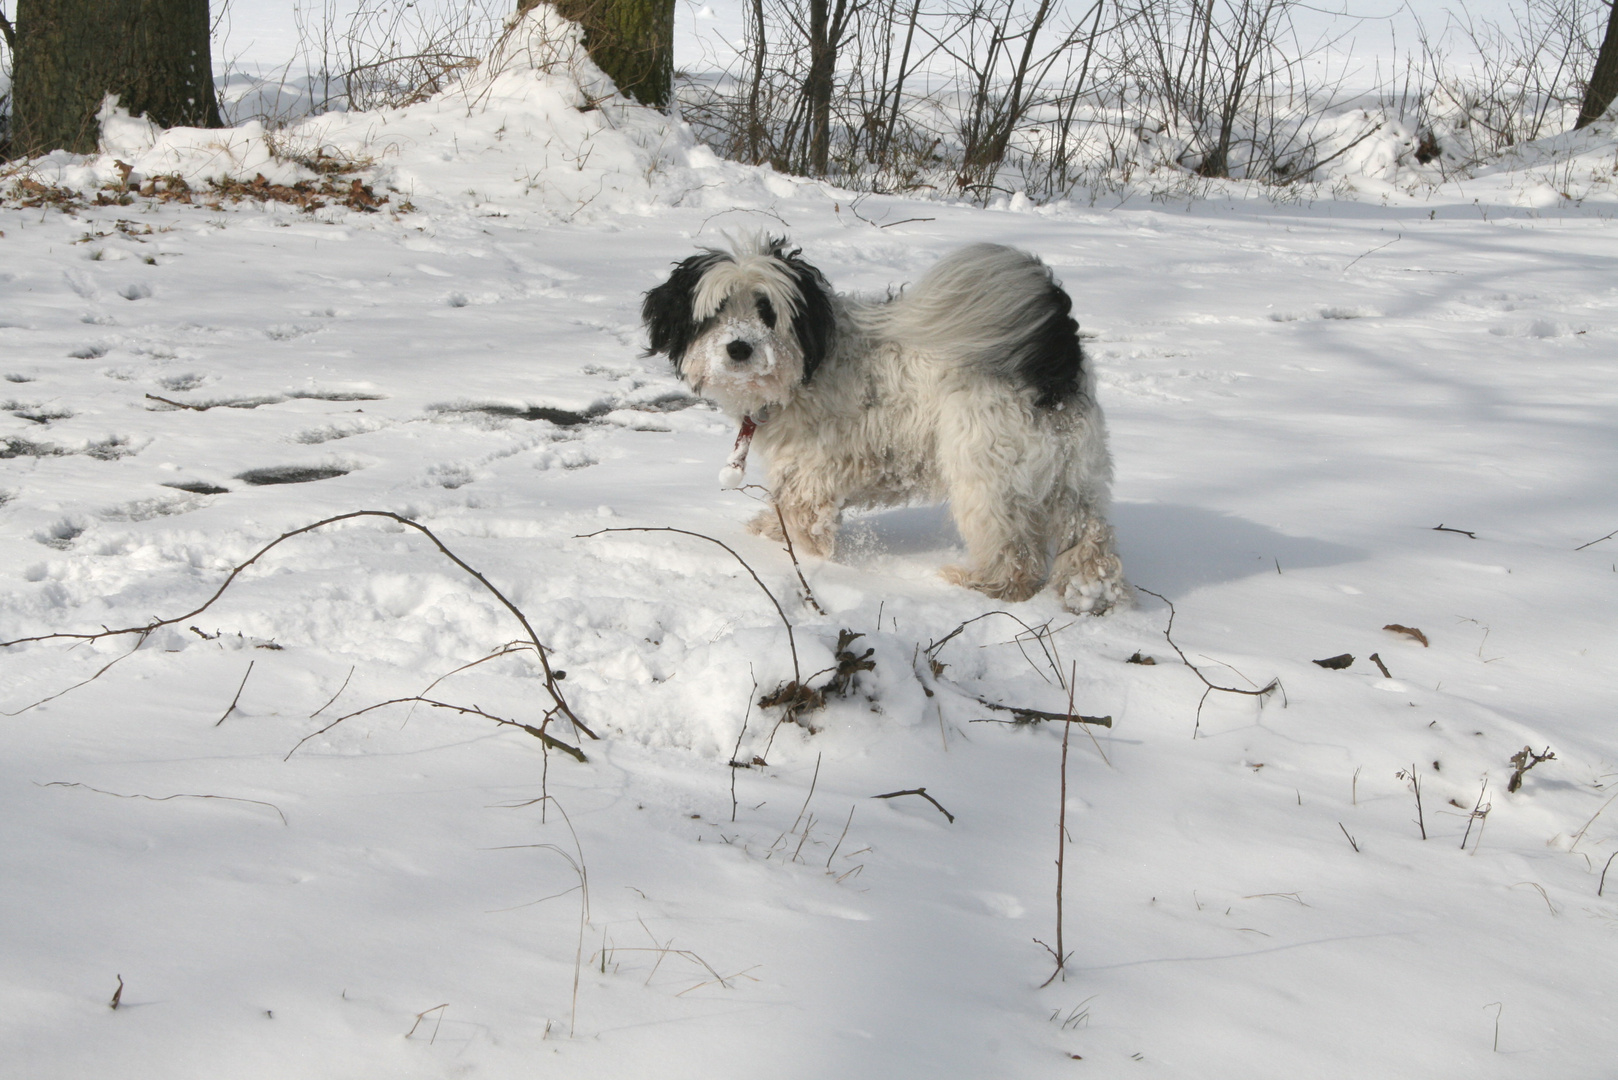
3,10,1618,1078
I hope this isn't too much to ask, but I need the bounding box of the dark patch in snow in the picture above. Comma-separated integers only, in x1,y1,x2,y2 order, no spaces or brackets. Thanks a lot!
37,519,87,548
5,402,75,424
119,284,154,301
1,437,68,459
431,402,604,426
68,345,109,359
236,465,351,486
163,480,231,495
5,374,37,383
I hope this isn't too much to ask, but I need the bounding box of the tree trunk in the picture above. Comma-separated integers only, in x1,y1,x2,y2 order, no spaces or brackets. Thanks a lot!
1577,0,1618,129
11,0,222,158
526,0,675,111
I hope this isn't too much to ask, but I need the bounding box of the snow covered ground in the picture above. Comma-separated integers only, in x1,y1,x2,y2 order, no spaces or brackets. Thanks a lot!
4,13,1618,1078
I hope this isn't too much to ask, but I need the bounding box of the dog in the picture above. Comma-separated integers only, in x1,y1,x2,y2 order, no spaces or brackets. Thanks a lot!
641,235,1125,614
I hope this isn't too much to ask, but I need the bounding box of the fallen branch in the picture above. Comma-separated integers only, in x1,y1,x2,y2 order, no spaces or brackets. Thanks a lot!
1338,822,1360,852
1135,587,1281,736
1432,524,1477,539
0,510,589,741
872,786,955,824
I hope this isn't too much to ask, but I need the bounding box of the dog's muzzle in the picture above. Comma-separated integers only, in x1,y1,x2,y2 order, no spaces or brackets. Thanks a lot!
726,340,754,362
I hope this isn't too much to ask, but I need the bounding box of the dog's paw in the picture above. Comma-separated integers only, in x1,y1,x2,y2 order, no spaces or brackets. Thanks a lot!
941,564,1039,602
746,510,786,541
1061,574,1129,616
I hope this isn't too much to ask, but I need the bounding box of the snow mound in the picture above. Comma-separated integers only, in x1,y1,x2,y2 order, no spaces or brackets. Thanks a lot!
14,5,795,221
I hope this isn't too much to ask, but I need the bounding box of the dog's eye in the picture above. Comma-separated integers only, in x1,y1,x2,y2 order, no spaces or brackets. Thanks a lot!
756,295,777,328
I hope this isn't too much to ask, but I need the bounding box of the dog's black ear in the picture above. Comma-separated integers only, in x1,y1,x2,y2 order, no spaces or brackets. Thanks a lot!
779,250,836,383
643,252,726,372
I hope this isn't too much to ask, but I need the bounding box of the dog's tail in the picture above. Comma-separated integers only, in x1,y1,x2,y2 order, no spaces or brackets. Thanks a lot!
861,244,1085,409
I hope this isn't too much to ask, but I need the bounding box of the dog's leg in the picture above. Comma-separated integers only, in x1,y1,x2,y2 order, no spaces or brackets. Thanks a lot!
747,480,841,559
1049,508,1127,615
937,405,1048,601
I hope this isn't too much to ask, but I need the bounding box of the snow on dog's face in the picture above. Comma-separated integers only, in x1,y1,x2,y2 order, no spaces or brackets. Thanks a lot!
642,236,835,418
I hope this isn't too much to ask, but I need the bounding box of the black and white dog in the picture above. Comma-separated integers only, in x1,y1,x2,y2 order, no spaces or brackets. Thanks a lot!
642,235,1125,614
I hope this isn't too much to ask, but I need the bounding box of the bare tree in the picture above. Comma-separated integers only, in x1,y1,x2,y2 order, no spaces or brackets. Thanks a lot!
524,0,675,109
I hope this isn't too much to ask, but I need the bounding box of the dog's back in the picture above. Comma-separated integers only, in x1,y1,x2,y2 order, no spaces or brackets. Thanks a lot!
858,244,1085,409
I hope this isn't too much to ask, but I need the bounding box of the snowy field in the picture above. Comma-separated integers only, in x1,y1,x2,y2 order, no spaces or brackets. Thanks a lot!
4,13,1618,1079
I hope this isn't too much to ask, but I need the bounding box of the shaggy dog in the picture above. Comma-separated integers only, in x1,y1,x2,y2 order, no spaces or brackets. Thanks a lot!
642,236,1126,614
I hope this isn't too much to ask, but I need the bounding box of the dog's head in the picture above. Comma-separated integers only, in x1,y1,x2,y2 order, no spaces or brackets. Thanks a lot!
642,235,835,417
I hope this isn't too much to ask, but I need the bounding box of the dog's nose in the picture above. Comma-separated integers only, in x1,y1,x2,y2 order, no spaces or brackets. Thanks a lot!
726,340,754,362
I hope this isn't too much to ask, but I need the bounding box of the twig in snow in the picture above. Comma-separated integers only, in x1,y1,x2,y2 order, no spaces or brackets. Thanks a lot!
1039,662,1079,989
1432,524,1477,539
405,1003,450,1041
0,510,589,741
285,696,585,762
1338,822,1360,852
871,786,955,824
487,796,589,1036
1569,791,1618,851
1,629,152,716
1369,653,1393,678
1506,746,1555,793
1599,852,1617,897
109,975,124,1010
579,525,800,686
215,660,255,726
1340,230,1400,273
310,665,355,718
728,675,756,823
1574,528,1618,551
739,484,824,615
1485,1002,1503,1052
39,780,288,825
1460,780,1491,851
1396,764,1428,839
1134,587,1281,737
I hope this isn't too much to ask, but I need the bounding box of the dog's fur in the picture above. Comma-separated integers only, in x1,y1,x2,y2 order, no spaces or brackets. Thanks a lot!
642,236,1126,614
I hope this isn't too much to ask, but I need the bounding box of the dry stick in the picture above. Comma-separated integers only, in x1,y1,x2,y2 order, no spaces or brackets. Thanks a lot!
109,975,124,1010
1338,823,1361,852
310,665,355,718
1400,764,1428,839
1432,524,1477,539
1134,587,1281,737
579,526,800,686
143,393,209,411
728,680,755,824
826,805,856,868
487,796,589,1036
871,787,955,824
1,628,152,716
743,485,825,616
1460,780,1490,851
405,1003,449,1039
1569,790,1618,851
1574,528,1617,551
215,660,255,726
0,510,590,741
39,781,289,825
1369,652,1392,679
285,696,585,762
1599,851,1618,897
1039,662,1079,989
